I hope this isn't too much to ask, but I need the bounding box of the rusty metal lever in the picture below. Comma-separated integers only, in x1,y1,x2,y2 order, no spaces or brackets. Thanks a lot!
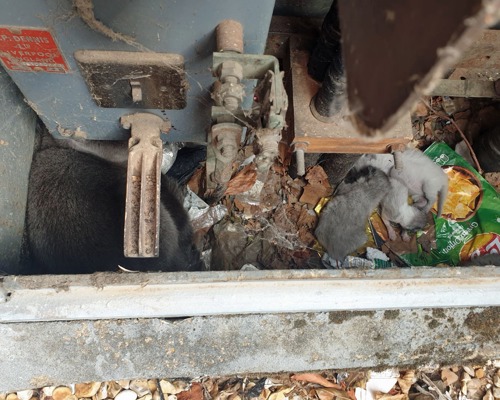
120,113,171,258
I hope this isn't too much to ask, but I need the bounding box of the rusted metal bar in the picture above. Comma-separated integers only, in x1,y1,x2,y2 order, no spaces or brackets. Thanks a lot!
120,113,170,257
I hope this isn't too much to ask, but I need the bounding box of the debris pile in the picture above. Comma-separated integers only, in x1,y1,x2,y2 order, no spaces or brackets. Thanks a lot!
2,365,500,400
191,96,500,270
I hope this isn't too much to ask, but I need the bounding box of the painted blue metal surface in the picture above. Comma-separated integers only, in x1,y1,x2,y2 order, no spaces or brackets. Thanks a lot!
0,65,36,272
0,0,275,143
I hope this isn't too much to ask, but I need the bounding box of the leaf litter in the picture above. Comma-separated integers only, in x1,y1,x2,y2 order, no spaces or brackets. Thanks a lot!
3,364,500,400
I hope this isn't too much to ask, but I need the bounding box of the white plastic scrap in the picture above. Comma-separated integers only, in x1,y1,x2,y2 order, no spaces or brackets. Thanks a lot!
240,263,260,271
366,247,390,262
355,369,400,400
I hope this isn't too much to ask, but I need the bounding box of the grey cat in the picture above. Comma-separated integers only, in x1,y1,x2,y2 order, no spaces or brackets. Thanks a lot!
380,177,429,241
25,144,202,274
315,166,389,261
355,149,449,216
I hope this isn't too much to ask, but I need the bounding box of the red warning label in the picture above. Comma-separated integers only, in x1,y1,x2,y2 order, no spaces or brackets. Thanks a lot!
0,27,69,73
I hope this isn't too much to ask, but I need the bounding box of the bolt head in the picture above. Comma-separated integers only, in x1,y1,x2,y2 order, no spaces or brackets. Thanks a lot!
220,61,243,81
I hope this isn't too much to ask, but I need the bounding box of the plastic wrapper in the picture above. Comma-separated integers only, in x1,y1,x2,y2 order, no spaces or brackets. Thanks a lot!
375,142,500,266
161,142,180,174
321,249,393,269
184,188,227,232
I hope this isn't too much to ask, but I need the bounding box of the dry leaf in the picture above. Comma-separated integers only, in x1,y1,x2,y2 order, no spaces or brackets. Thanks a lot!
160,381,177,395
42,388,56,397
413,102,429,117
52,387,72,400
225,164,257,195
316,387,351,400
16,391,33,400
107,382,123,398
147,381,158,393
115,390,138,400
397,371,416,395
118,381,131,390
475,369,485,379
494,371,500,387
173,382,189,394
315,388,335,400
75,382,102,398
483,390,494,400
214,391,233,400
260,388,271,400
268,388,293,400
467,378,483,400
130,380,151,397
177,383,203,400
187,166,205,196
299,183,332,206
305,166,330,188
441,369,459,386
291,373,342,389
376,394,408,400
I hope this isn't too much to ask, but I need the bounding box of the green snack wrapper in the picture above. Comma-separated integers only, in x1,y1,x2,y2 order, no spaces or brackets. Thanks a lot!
387,142,500,266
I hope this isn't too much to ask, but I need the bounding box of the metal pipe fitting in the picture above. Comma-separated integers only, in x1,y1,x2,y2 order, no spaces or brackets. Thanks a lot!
216,19,244,53
310,63,345,121
307,0,342,82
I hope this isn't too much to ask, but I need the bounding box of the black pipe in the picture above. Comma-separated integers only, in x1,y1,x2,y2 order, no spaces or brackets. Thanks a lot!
311,61,345,119
307,0,345,119
307,0,342,82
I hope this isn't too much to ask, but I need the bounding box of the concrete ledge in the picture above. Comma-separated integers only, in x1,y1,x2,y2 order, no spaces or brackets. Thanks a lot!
1,307,498,392
1,267,499,322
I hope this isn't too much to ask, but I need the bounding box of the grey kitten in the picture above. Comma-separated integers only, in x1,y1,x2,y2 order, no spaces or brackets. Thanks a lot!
354,149,449,216
380,177,429,242
315,166,389,261
25,146,202,274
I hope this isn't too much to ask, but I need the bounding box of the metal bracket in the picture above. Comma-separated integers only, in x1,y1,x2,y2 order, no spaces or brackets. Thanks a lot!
120,113,170,258
212,52,288,128
207,52,288,193
75,50,187,109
